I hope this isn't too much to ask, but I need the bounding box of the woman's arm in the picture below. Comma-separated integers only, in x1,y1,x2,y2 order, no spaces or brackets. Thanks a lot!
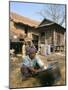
28,67,38,73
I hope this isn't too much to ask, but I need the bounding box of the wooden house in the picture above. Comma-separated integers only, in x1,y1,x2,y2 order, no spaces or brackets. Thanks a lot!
36,19,66,53
10,12,40,54
10,12,66,55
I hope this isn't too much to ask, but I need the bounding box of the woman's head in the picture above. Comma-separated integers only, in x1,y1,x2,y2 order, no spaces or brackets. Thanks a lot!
28,47,37,59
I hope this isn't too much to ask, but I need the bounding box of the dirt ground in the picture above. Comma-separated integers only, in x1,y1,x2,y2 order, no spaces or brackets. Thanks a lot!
9,52,66,88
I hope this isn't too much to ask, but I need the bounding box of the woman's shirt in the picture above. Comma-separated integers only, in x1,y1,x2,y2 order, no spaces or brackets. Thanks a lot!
22,55,45,68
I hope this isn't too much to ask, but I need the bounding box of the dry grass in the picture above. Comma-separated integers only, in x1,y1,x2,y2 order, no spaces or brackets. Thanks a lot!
9,52,66,88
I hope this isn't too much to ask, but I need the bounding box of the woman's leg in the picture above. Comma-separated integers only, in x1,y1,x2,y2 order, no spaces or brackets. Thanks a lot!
20,65,32,78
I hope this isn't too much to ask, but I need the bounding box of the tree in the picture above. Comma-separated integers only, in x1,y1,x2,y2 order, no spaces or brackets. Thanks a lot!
37,4,66,27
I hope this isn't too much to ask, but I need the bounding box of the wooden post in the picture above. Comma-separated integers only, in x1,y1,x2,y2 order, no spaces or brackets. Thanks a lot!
53,29,56,52
64,32,66,52
22,44,26,57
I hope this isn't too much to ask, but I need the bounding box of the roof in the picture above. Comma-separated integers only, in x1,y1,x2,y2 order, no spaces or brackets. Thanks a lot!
10,12,40,27
38,18,54,27
10,28,24,37
37,18,65,30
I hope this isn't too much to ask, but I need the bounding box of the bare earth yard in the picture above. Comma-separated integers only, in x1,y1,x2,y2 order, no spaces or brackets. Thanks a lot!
9,52,66,88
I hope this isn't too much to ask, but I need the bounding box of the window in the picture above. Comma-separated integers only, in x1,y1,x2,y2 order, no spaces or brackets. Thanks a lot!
41,32,45,37
25,26,28,34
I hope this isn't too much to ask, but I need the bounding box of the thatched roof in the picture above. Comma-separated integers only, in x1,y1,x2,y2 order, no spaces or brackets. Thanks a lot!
10,12,40,27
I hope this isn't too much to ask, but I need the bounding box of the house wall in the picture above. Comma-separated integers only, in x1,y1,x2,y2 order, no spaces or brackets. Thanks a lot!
45,29,53,45
37,26,65,53
10,20,26,54
54,27,65,51
30,29,40,50
56,29,65,46
10,18,65,54
10,20,40,54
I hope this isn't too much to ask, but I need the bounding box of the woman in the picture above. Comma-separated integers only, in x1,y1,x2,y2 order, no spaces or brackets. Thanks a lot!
20,47,47,79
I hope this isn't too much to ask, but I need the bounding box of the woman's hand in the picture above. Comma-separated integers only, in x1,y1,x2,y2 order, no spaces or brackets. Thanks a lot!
28,67,42,73
28,67,37,73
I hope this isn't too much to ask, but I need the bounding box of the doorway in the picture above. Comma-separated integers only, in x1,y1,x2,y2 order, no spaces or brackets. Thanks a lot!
32,34,39,50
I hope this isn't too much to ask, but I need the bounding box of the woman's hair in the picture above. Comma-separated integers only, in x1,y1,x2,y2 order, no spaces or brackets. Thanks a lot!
26,46,37,55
